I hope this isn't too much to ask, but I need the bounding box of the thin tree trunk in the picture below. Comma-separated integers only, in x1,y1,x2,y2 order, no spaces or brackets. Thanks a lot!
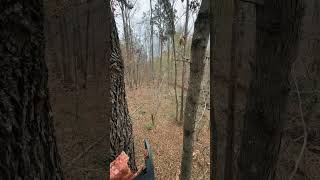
180,61,186,122
180,0,210,179
59,15,69,84
224,0,240,179
173,37,179,123
180,0,190,123
238,1,304,179
167,40,171,85
160,38,163,83
83,8,90,89
150,0,154,81
0,1,64,179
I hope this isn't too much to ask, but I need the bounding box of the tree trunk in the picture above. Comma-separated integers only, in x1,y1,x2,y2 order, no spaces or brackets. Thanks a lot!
173,36,179,123
179,0,190,123
150,0,154,81
180,0,210,179
210,0,218,178
224,0,240,179
0,1,64,179
109,11,137,171
83,8,90,89
160,37,163,79
238,1,304,179
167,41,171,85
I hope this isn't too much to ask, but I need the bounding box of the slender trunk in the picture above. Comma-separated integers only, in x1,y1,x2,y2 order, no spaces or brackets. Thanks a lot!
239,1,304,179
173,36,179,123
150,0,154,81
63,15,73,84
180,0,210,179
224,0,240,179
180,0,190,123
167,40,171,85
160,37,163,81
59,15,68,83
84,9,90,89
180,61,186,122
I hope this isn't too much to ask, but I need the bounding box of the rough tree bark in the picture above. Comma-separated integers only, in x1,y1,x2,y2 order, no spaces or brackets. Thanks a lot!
0,1,64,179
180,0,210,179
238,1,305,179
109,11,137,171
210,0,218,179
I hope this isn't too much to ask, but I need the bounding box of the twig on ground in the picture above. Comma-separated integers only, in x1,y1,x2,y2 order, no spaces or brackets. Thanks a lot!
130,105,143,117
289,74,308,180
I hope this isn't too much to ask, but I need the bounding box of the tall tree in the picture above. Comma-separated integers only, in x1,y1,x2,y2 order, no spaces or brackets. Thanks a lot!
0,1,64,179
109,9,137,171
179,0,190,123
150,0,155,81
210,0,218,178
161,0,179,122
238,1,305,179
180,0,210,179
224,0,240,179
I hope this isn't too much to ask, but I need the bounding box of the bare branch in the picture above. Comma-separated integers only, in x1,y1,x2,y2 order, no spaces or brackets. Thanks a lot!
289,73,308,180
118,0,134,9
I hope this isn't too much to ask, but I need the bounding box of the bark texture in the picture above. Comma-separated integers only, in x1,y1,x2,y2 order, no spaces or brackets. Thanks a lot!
109,12,137,171
0,1,64,179
180,0,210,179
209,0,217,179
238,1,305,179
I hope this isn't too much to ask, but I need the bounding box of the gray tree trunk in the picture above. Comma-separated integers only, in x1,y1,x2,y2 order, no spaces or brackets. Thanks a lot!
180,0,210,179
238,1,305,179
0,1,64,179
150,0,154,81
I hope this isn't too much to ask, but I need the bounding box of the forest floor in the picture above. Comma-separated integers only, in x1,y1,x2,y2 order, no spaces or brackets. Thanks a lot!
127,84,210,180
48,61,210,179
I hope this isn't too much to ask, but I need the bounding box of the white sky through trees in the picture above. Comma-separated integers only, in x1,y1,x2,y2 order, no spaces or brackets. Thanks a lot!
114,0,200,58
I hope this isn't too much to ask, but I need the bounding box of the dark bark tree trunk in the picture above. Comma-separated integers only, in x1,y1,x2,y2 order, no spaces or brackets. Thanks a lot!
238,1,305,179
109,11,137,171
210,0,218,178
83,8,90,89
224,0,240,179
0,1,64,179
180,0,210,179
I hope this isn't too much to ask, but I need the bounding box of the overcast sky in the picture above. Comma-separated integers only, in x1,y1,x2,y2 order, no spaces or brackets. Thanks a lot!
115,0,199,38
114,0,200,56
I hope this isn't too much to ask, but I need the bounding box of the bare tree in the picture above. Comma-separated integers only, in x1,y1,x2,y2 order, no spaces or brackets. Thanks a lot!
180,0,210,179
179,0,190,123
150,0,155,81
